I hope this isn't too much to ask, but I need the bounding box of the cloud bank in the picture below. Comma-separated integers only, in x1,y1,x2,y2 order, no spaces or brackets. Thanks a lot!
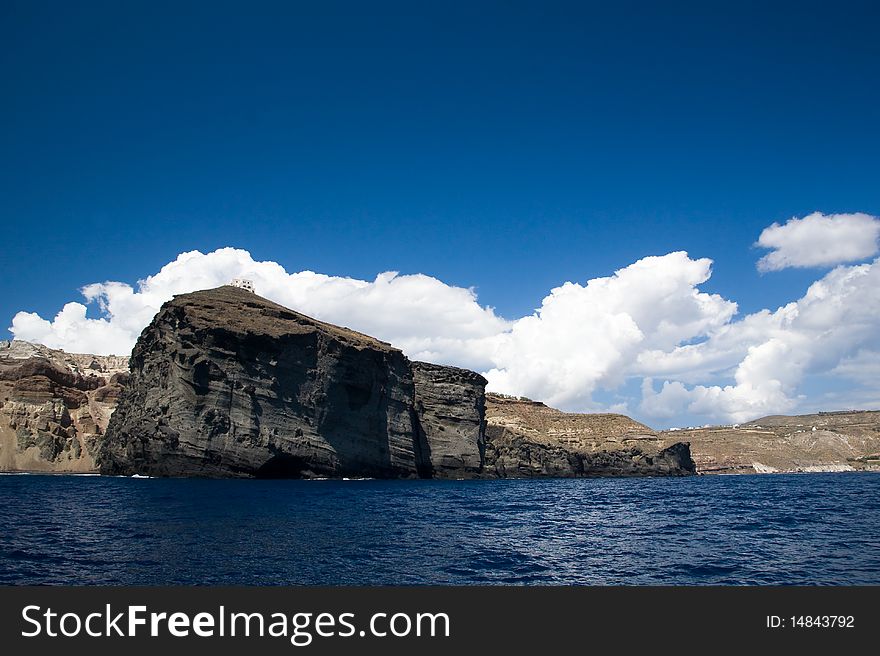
755,212,880,272
10,248,509,370
9,215,880,426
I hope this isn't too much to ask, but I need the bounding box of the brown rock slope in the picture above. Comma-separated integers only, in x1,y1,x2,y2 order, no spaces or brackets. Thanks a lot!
99,286,487,478
484,394,695,477
661,411,880,474
0,341,128,472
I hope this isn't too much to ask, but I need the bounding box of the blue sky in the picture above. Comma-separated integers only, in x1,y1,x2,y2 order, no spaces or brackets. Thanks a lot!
2,1,879,426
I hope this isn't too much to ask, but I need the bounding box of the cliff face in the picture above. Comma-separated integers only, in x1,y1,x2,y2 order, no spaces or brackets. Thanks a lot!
483,394,696,477
411,361,486,477
11,298,878,478
0,341,128,472
3,288,695,480
99,287,694,479
99,286,487,479
662,412,880,474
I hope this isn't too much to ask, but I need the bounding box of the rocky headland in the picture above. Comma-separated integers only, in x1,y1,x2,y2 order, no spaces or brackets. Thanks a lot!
98,286,488,478
96,286,693,478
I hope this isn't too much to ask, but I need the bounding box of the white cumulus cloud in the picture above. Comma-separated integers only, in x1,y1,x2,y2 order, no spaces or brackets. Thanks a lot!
637,257,880,422
8,243,880,426
484,252,737,409
10,248,509,370
755,211,880,272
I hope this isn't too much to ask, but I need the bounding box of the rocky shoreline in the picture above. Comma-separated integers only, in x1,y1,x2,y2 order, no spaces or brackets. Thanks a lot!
3,287,878,478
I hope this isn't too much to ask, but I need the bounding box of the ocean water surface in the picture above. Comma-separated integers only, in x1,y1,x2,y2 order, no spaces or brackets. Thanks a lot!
1,472,878,585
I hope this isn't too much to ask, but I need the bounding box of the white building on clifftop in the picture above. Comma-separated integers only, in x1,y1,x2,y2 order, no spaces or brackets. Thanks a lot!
230,278,255,293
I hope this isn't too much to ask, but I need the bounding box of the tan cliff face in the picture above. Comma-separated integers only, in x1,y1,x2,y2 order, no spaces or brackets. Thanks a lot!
483,394,694,477
0,340,129,472
660,412,880,474
486,393,661,450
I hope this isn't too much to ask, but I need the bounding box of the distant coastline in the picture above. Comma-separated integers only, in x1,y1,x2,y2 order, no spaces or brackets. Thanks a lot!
2,291,879,479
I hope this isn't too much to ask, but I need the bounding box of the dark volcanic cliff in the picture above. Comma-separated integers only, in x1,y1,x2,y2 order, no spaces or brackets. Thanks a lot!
100,286,487,478
412,361,486,475
100,286,695,479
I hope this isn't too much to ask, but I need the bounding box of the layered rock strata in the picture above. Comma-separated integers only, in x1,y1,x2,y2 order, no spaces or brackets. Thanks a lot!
0,340,128,472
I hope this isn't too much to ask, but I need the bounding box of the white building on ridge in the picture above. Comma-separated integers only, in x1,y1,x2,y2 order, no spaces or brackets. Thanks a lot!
230,278,255,293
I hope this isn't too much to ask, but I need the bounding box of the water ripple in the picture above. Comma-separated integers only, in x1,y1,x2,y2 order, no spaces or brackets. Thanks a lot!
1,473,878,585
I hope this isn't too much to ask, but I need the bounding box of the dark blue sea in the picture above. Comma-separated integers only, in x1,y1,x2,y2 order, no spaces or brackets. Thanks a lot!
1,472,878,585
